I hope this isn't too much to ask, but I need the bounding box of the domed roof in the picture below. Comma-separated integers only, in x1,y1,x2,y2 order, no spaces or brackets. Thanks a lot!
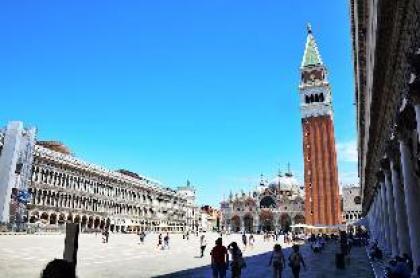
269,172,299,192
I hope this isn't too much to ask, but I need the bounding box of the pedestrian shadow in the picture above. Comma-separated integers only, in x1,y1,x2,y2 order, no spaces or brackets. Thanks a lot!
153,246,294,278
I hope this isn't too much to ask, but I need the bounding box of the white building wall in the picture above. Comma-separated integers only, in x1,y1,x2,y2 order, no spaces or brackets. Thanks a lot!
0,122,36,223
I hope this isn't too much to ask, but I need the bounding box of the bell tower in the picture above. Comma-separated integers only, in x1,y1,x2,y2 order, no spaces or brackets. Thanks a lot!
299,24,341,225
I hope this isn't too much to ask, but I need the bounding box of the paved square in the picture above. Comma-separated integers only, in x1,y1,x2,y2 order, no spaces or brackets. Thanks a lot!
0,233,373,277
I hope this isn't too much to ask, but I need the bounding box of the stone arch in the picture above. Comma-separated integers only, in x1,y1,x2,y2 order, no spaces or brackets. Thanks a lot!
280,213,292,232
67,214,73,223
58,213,66,224
319,93,324,102
100,219,105,230
94,217,100,229
310,94,314,102
294,214,305,224
260,196,276,209
81,215,87,227
49,213,57,224
231,215,241,232
315,94,319,102
243,213,253,233
260,209,274,231
30,211,39,223
74,215,80,224
88,216,94,228
40,212,49,223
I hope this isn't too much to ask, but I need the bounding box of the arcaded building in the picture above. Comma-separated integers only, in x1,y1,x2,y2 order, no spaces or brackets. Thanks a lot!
298,25,341,226
341,185,362,224
220,171,305,233
351,0,420,270
0,121,197,233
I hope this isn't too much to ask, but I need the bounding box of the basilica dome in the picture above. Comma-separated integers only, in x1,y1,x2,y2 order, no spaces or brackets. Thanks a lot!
268,172,299,192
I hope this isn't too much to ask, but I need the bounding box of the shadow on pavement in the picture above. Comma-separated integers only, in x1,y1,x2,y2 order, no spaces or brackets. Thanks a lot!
153,246,293,278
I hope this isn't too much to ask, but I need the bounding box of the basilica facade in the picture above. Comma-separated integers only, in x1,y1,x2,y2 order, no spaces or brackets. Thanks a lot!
220,171,305,233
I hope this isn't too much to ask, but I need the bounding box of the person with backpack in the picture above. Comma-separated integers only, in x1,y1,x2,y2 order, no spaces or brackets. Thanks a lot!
200,235,207,258
210,238,229,278
268,244,285,278
228,241,245,278
288,244,306,278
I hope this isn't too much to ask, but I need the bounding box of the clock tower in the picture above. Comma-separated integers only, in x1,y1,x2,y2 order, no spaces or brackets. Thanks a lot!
299,25,341,225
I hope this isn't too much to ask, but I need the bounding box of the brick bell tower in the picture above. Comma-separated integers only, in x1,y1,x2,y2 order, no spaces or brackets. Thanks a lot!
299,24,341,226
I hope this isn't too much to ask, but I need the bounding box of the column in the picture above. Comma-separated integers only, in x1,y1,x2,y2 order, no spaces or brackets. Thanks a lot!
396,112,420,271
407,48,420,142
381,158,399,257
372,196,378,242
376,190,385,248
379,180,389,250
387,140,411,256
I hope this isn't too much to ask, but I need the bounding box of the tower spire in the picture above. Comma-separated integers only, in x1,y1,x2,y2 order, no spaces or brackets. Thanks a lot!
301,24,323,68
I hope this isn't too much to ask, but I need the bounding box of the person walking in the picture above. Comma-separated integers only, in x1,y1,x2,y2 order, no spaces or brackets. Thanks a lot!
156,233,163,250
210,238,229,278
164,232,170,250
200,235,207,258
288,245,306,278
228,242,245,278
242,233,247,249
268,244,285,278
139,231,145,244
249,234,254,249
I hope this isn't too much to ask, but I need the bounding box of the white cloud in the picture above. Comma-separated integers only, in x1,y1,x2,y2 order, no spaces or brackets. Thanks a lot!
336,140,358,163
338,171,359,186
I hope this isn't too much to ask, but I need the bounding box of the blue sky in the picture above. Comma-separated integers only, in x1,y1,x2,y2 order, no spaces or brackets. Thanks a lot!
0,1,356,206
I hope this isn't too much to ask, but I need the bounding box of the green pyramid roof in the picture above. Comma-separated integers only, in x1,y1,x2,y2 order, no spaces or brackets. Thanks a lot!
301,25,323,68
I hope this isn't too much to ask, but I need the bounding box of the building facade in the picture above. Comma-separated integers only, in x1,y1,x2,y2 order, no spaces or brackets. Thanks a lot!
341,185,362,224
177,182,200,232
351,0,420,270
220,171,305,233
200,205,220,232
299,25,341,225
0,121,196,233
0,122,36,225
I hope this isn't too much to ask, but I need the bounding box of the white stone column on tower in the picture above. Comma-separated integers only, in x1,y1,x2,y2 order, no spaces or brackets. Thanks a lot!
396,109,420,271
381,158,399,257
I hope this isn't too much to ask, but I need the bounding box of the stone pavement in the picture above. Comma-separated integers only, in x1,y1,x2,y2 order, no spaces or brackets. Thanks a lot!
159,239,374,278
0,233,373,277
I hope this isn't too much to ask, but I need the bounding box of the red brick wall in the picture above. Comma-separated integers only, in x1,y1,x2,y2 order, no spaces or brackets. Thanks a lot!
302,116,341,225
